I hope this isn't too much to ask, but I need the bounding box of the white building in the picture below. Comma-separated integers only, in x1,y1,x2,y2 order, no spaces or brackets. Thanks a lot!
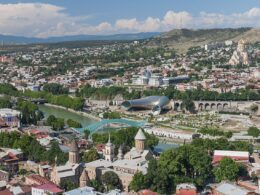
0,109,21,128
148,75,163,87
31,183,63,195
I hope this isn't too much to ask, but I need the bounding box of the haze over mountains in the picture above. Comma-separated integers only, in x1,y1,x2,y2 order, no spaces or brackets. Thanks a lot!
0,32,160,45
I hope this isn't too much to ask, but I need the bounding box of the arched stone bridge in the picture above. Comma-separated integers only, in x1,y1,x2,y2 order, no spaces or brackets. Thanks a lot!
172,100,260,112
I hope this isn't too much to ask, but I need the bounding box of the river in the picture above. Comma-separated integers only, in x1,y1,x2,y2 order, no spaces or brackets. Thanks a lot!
38,104,95,127
153,142,179,153
38,104,180,152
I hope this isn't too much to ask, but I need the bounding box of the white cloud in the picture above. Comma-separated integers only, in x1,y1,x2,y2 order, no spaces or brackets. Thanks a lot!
0,3,259,37
115,17,161,32
0,3,71,37
162,11,193,29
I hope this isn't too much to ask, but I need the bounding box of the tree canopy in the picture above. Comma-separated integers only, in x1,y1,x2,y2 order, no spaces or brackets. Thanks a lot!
67,119,82,128
17,100,44,125
130,137,253,194
92,127,159,149
103,112,121,119
101,171,121,191
43,83,69,95
0,132,67,164
83,148,99,163
0,97,12,108
46,115,65,131
213,157,240,182
248,127,260,137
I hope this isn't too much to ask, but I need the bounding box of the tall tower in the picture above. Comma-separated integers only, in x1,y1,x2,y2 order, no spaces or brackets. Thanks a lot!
80,170,89,187
104,134,114,162
69,139,79,165
135,129,146,152
117,145,124,160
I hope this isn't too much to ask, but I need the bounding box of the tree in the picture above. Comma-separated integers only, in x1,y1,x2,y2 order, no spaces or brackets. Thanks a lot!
250,104,259,113
53,118,65,131
103,112,121,119
46,115,64,131
36,110,44,121
101,171,121,191
144,159,172,194
46,141,68,165
18,169,28,176
17,100,43,125
129,172,147,192
46,115,56,125
248,127,260,137
60,180,78,191
83,148,99,163
83,129,91,139
182,98,196,113
88,179,105,192
138,144,213,194
0,97,12,108
0,83,18,96
67,119,82,128
213,157,239,182
92,127,159,149
43,83,68,95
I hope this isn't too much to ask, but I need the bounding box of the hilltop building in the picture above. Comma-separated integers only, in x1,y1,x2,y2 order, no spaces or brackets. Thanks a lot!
229,39,251,66
84,129,154,191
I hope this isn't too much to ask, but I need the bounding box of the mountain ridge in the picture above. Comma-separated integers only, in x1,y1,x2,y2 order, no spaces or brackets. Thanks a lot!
145,28,260,52
0,32,161,45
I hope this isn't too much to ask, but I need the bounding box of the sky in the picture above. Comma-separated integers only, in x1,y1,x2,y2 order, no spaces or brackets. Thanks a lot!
0,0,259,38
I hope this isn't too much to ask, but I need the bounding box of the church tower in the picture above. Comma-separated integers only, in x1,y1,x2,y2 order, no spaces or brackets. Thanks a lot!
117,145,124,160
69,139,79,165
80,170,89,187
135,129,146,152
104,134,114,161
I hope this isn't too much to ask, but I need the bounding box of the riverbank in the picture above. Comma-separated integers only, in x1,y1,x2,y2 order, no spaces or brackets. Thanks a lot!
158,137,187,144
43,103,101,121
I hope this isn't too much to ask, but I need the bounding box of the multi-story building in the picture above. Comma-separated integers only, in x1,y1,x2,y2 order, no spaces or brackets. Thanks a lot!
0,109,21,128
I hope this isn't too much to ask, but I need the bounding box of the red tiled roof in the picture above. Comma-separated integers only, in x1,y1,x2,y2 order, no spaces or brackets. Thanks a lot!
26,174,51,185
96,144,105,152
176,189,197,195
20,186,32,194
138,189,157,195
213,155,249,164
30,129,41,134
7,152,17,158
0,189,12,195
34,183,63,193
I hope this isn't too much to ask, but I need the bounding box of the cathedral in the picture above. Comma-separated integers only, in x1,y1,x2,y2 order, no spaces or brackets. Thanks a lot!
50,129,154,191
229,39,251,66
84,129,154,191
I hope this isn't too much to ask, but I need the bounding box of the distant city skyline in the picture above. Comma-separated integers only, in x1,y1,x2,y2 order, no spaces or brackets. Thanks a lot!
0,0,259,38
